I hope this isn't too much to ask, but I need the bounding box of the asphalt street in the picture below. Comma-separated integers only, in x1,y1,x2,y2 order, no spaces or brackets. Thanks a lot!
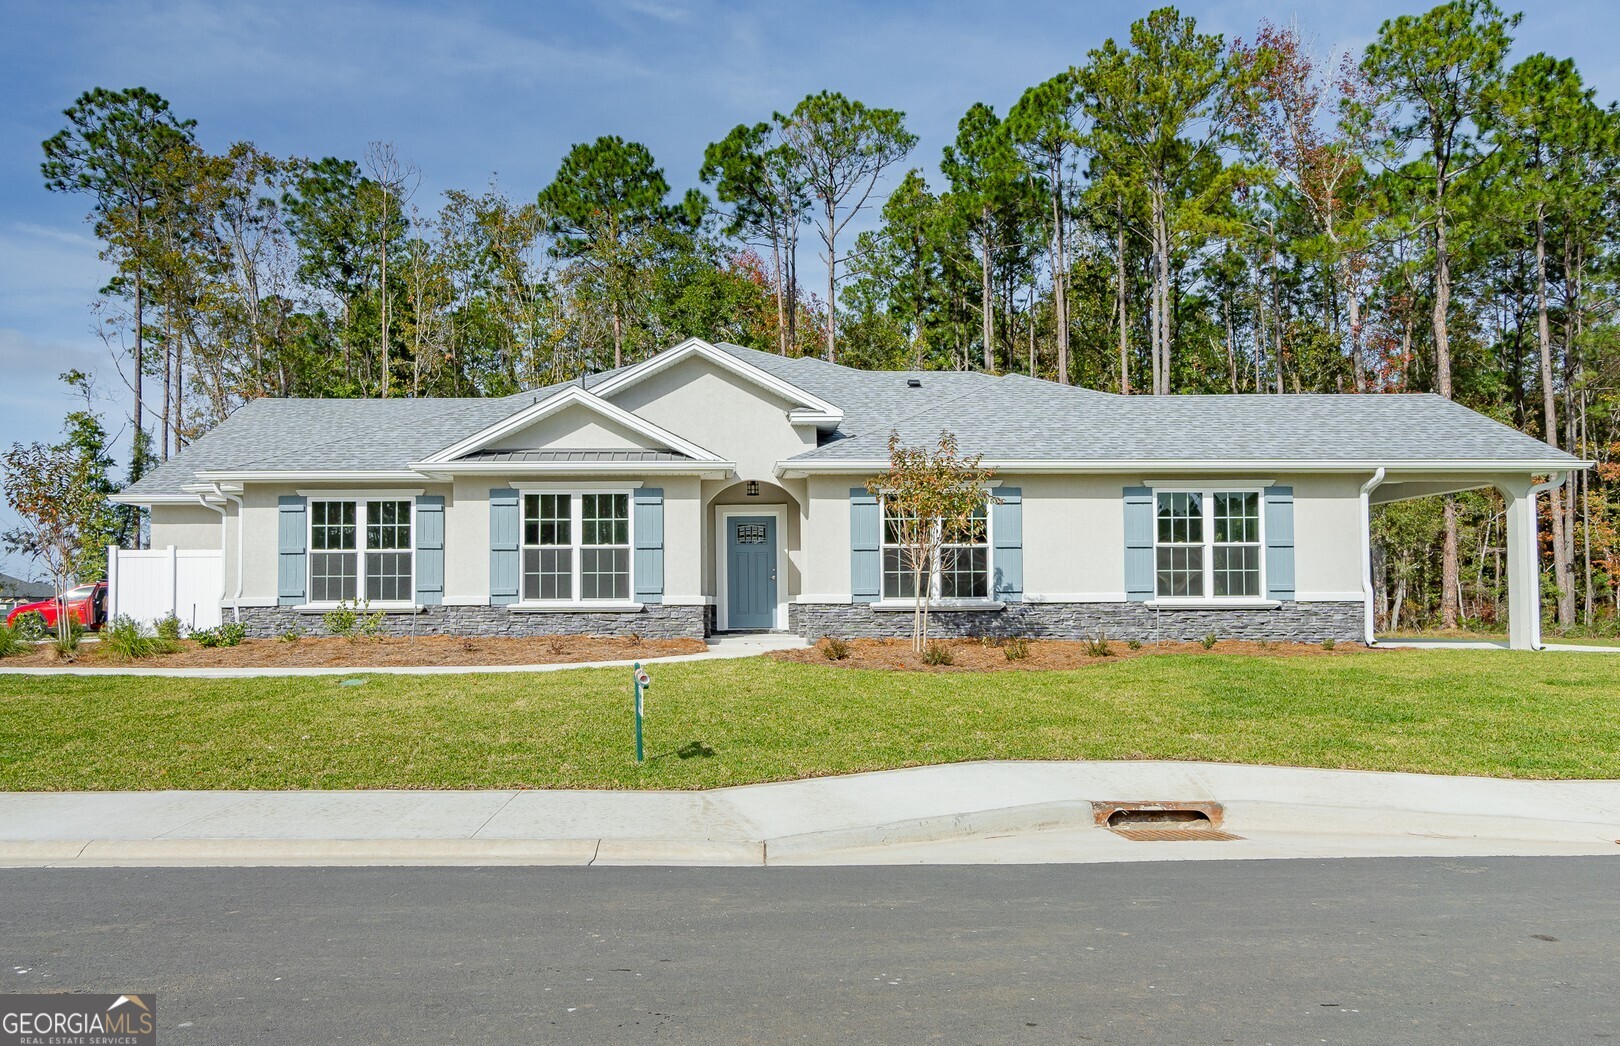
3,857,1616,1044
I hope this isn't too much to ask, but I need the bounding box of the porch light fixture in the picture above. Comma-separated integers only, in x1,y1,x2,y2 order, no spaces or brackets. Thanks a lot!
746,481,760,497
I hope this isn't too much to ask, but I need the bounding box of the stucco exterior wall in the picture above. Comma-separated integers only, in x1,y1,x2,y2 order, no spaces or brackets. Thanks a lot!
793,471,1369,607
607,356,817,481
149,505,225,553
489,405,655,452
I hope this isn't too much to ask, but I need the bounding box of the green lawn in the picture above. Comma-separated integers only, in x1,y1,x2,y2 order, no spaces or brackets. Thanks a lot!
1,650,1617,790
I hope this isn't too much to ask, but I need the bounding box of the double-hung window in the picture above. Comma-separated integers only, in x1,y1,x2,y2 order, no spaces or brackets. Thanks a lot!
309,499,413,604
881,500,990,601
1153,489,1262,600
521,492,631,603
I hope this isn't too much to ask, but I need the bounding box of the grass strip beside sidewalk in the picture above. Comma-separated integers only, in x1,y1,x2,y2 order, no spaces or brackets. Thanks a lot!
0,650,1615,790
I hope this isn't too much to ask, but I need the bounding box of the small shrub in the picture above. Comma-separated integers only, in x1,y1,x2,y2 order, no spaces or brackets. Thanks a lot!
192,622,247,649
546,636,568,656
1126,638,1143,651
12,611,46,642
356,608,387,641
278,626,305,643
625,632,643,647
1003,636,1029,661
1200,633,1218,650
1085,632,1113,657
154,614,184,642
1321,637,1337,651
0,624,21,659
822,636,851,661
323,603,359,638
922,641,954,666
103,615,175,662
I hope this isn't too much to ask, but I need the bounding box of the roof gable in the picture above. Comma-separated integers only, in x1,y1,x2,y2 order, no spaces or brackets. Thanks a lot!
417,384,725,465
591,337,844,426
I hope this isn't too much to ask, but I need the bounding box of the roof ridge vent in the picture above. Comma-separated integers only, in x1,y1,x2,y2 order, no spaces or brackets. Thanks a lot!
906,378,922,388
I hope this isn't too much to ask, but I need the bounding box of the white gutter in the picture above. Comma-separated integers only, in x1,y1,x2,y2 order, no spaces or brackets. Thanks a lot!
1358,468,1386,647
777,456,1592,478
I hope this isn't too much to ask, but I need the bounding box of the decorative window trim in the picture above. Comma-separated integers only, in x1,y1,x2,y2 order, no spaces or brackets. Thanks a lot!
306,497,417,607
1150,486,1266,602
518,490,635,605
878,497,994,603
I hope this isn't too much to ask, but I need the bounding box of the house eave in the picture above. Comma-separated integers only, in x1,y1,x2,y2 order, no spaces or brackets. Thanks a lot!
410,460,737,479
775,457,1592,478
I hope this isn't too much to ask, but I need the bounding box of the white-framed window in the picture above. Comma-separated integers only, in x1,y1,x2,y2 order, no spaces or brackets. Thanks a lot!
881,500,990,601
522,492,631,602
1154,489,1263,600
309,498,414,604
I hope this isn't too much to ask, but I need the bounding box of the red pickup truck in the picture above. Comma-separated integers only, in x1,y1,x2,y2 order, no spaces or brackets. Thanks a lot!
5,581,107,632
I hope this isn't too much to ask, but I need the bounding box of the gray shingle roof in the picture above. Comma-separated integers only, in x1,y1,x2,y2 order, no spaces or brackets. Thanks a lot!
121,342,1582,500
782,372,1579,465
0,572,53,600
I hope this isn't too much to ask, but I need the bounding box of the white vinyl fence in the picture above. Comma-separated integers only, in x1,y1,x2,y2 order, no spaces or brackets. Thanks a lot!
107,545,224,631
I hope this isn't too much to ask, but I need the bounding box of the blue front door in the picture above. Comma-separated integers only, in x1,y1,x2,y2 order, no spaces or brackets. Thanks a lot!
726,515,777,630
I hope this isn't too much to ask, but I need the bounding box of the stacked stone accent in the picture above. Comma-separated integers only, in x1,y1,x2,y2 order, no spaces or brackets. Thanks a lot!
238,604,708,640
788,601,1362,645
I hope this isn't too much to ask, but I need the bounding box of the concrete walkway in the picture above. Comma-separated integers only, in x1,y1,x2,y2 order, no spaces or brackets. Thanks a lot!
1,761,1615,867
0,632,808,677
1379,637,1620,653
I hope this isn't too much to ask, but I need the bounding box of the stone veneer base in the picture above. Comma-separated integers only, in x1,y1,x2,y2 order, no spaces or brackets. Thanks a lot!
787,600,1363,644
239,603,710,640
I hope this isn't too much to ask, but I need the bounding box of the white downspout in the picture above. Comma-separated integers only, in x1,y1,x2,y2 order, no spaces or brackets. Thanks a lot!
1359,467,1386,647
195,492,228,624
213,484,246,624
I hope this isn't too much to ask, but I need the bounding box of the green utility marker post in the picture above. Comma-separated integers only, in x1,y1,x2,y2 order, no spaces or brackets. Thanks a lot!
632,662,650,762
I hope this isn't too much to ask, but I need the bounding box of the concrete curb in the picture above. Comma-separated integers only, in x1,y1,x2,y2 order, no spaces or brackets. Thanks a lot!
762,799,1099,858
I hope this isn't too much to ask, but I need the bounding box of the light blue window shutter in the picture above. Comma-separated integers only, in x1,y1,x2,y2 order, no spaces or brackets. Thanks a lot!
850,487,880,603
1265,485,1295,601
277,495,307,606
633,487,664,604
489,488,520,606
1123,486,1153,602
991,487,1022,602
414,495,445,606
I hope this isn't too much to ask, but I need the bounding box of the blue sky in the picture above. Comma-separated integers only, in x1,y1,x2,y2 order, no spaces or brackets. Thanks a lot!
1,0,1616,578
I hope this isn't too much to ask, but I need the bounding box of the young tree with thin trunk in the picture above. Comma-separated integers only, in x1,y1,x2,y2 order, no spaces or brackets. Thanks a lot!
867,431,997,652
1363,0,1519,630
779,92,917,363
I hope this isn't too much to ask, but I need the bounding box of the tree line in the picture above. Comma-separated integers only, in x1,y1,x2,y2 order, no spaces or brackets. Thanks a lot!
27,0,1620,636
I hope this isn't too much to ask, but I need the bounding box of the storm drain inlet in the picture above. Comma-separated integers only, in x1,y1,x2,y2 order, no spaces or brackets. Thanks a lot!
1092,801,1241,842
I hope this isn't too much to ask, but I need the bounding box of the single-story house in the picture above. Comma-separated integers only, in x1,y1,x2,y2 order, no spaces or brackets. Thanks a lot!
0,572,54,614
116,337,1587,649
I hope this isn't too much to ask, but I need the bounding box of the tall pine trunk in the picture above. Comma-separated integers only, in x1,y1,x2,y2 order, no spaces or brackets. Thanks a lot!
980,213,994,372
1116,213,1129,394
1432,161,1461,632
1534,206,1572,627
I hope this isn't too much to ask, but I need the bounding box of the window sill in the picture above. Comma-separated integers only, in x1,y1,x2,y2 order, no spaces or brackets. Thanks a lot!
509,601,644,613
1144,599,1281,610
293,602,421,614
870,599,1006,613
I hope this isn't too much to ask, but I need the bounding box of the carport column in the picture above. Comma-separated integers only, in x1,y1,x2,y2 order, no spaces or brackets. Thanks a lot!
1500,478,1541,651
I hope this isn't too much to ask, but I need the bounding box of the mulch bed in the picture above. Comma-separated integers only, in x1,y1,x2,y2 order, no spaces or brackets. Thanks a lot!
2,633,707,670
772,636,1376,672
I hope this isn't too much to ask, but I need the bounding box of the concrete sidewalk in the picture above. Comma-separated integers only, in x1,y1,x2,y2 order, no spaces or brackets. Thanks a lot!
1,761,1615,868
1380,637,1620,653
0,632,807,677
